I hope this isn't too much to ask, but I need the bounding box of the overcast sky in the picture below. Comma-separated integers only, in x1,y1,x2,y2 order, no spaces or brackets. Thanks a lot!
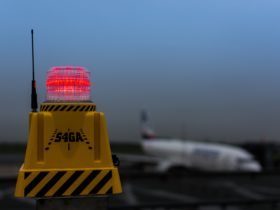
1,1,280,143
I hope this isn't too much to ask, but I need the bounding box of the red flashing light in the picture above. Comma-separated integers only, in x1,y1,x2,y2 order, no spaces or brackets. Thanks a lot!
46,66,91,102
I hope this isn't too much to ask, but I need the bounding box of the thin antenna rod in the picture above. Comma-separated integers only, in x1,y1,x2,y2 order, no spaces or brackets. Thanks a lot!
31,29,35,80
31,29,38,112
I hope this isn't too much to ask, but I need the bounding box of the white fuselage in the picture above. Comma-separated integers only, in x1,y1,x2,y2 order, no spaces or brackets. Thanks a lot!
141,139,261,172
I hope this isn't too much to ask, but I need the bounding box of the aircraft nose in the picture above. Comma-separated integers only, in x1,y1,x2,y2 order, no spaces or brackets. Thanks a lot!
240,162,262,172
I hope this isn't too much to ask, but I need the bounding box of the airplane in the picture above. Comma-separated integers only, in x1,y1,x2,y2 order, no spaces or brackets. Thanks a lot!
119,111,262,172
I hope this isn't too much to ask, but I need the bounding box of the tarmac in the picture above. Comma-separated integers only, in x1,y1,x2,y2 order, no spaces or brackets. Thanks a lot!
1,154,280,210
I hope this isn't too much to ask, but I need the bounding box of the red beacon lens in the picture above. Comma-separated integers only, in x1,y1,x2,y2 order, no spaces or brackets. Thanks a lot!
46,66,91,102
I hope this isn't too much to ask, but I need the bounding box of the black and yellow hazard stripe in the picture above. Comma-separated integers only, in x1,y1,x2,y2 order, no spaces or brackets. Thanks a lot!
40,104,96,112
23,170,113,197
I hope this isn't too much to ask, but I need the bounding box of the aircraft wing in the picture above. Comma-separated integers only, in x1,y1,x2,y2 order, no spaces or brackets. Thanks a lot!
118,153,161,164
117,153,187,172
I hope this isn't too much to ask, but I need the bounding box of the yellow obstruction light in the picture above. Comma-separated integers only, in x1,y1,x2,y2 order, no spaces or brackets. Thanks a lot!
15,67,122,198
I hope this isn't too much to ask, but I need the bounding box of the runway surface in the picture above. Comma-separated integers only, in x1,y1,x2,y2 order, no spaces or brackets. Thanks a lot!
1,154,280,210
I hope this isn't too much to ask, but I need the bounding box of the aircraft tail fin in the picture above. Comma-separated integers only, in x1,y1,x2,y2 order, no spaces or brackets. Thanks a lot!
141,110,156,139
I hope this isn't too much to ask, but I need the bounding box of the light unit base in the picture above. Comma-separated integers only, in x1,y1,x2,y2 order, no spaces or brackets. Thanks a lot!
15,102,122,198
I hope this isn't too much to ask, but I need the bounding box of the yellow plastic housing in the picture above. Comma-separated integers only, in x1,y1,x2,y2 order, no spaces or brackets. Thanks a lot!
15,102,122,198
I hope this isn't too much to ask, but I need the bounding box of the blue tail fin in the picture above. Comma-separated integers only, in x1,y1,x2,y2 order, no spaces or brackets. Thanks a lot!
141,110,156,139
